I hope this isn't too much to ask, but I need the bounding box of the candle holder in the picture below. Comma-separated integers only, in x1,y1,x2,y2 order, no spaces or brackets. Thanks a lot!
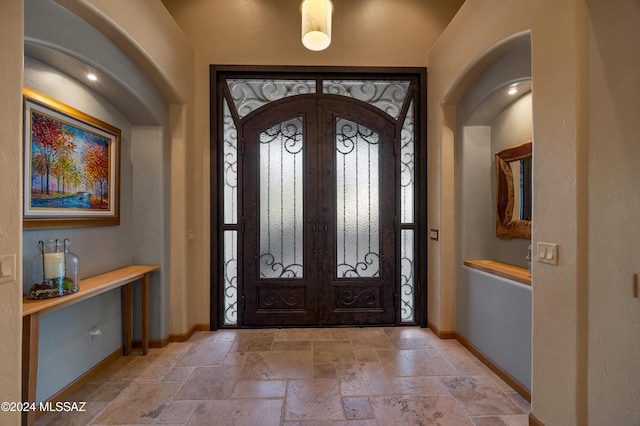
25,239,79,299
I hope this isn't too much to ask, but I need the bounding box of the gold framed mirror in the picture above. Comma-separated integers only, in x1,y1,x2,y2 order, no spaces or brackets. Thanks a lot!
495,140,532,239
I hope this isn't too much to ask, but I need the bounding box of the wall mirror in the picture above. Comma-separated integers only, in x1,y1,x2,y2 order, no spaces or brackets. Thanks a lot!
496,140,532,239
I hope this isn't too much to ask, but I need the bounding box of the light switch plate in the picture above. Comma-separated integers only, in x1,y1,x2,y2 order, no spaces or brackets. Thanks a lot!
0,254,16,285
537,242,558,265
430,229,439,241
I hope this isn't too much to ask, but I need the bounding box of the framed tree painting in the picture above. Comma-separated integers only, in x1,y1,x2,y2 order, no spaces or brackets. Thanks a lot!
23,87,121,229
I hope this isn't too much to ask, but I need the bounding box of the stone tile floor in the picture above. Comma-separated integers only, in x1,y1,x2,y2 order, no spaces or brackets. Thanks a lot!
36,327,530,425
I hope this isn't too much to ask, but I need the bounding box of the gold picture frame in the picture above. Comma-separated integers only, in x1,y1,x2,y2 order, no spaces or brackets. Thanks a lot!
23,87,121,229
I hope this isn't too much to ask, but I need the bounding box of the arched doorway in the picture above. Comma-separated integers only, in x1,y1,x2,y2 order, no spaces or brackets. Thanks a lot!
211,67,427,328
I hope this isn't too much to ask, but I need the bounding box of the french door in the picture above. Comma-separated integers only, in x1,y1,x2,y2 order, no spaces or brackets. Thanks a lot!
212,67,426,328
241,98,396,326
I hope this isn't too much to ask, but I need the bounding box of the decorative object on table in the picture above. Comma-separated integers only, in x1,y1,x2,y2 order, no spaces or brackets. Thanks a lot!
22,87,121,230
25,239,79,300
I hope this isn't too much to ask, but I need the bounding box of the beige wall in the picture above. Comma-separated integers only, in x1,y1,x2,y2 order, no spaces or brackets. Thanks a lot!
163,0,465,329
57,0,201,334
586,0,640,423
428,0,587,424
11,1,639,424
0,0,23,424
430,0,639,424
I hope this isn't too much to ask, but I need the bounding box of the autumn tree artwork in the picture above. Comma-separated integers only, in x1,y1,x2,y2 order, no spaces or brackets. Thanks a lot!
23,88,120,229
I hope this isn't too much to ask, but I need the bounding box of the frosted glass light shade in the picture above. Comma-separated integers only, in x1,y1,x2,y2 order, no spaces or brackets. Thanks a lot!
300,0,333,51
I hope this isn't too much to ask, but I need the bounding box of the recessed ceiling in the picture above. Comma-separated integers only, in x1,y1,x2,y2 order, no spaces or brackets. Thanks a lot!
465,79,532,126
24,0,166,126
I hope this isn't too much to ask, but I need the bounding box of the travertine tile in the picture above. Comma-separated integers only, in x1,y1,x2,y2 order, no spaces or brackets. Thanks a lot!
336,362,395,396
369,394,473,425
274,328,335,341
177,341,233,366
39,327,530,426
91,382,181,424
155,400,198,424
384,327,435,350
377,348,458,377
392,376,451,395
437,345,491,375
470,414,530,426
35,401,109,426
313,363,337,378
222,350,247,366
241,351,313,380
284,379,344,421
162,365,196,383
68,381,130,402
271,340,312,351
187,330,218,343
283,421,377,426
313,340,356,363
214,330,241,342
230,333,275,352
90,354,157,382
188,399,283,426
231,379,287,398
343,396,374,420
441,376,524,416
353,347,379,362
506,391,531,413
173,366,242,400
349,329,393,351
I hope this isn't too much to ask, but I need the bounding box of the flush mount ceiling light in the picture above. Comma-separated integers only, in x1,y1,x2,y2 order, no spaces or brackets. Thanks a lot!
507,83,518,95
300,0,334,51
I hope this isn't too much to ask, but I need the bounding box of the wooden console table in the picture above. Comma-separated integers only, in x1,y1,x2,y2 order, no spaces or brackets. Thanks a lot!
21,265,159,426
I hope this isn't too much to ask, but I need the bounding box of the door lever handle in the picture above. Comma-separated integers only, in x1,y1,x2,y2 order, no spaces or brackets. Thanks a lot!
323,220,329,255
310,219,317,255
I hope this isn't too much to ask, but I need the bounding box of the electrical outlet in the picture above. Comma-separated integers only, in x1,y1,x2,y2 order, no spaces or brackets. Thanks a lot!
537,242,558,265
0,254,16,285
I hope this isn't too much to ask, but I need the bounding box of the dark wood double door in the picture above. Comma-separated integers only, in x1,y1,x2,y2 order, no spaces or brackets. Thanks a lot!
241,96,397,326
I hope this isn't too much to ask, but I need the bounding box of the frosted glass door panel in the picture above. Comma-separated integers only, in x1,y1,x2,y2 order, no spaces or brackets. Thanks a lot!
259,118,304,279
400,229,415,323
223,231,238,325
335,118,380,278
223,100,238,224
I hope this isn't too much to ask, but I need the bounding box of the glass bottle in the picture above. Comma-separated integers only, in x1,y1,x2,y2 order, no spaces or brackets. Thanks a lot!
25,239,79,299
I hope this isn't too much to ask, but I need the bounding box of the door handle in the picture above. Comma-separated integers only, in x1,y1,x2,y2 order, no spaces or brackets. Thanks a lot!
310,219,317,255
323,220,329,255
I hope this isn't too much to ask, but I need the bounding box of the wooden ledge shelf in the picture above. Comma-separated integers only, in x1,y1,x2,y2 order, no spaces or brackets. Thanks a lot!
23,265,159,317
21,265,159,426
464,259,531,286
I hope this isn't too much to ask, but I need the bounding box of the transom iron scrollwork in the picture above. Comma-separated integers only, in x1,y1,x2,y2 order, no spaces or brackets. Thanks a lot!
227,79,316,119
323,80,411,119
